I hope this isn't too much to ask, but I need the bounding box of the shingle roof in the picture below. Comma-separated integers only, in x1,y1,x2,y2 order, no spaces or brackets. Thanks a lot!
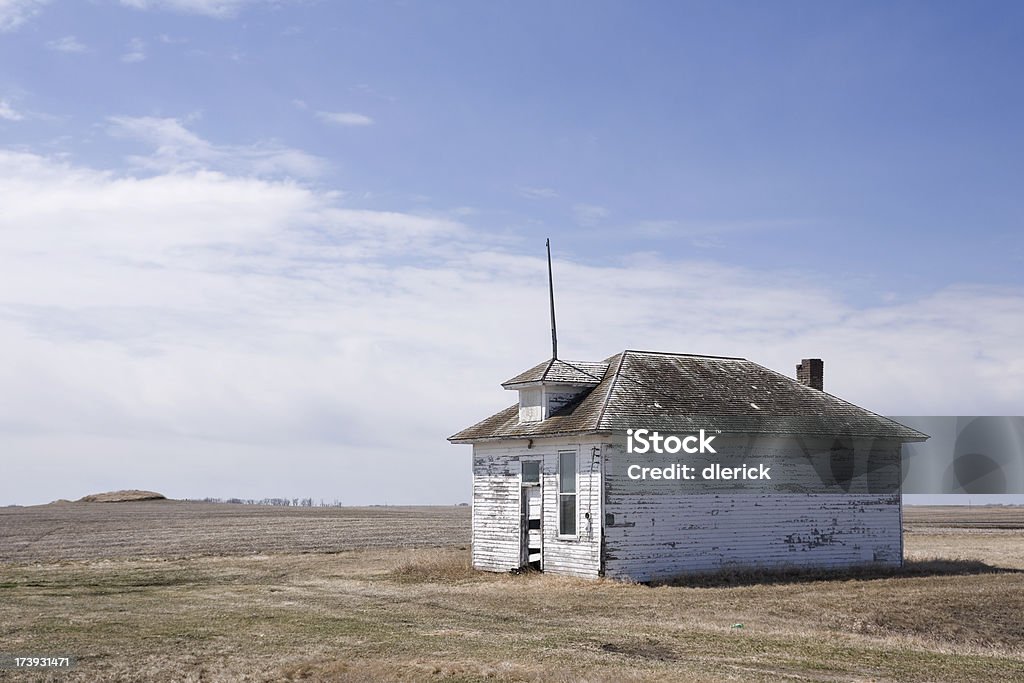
501,358,609,388
449,350,928,443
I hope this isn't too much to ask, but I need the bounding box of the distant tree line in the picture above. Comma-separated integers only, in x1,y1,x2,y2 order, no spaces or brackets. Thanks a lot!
187,497,344,507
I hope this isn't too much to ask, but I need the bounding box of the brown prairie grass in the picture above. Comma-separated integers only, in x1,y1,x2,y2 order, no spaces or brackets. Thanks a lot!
389,547,479,583
1,504,1023,682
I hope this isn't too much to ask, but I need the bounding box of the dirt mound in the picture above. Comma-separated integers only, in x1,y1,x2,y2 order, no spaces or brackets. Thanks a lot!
76,490,168,503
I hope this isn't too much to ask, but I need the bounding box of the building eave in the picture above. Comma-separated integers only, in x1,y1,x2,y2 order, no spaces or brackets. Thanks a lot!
448,429,613,445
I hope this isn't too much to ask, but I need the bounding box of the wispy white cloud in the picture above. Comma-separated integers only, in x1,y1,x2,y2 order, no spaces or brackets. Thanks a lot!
45,35,88,53
121,37,146,63
0,99,24,121
119,0,277,19
0,148,1021,505
315,111,374,127
349,83,397,103
158,33,188,44
518,186,558,200
0,95,56,123
572,202,609,226
0,0,49,32
107,115,327,177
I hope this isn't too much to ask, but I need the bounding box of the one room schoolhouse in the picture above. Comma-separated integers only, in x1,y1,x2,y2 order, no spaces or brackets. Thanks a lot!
449,351,928,581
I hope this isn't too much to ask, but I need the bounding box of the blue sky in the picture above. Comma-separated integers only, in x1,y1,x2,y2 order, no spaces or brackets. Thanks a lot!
1,1,1022,505
5,1,1023,293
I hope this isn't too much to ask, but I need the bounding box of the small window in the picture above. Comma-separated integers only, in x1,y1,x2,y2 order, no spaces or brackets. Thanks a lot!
522,460,540,485
558,451,577,536
518,389,543,423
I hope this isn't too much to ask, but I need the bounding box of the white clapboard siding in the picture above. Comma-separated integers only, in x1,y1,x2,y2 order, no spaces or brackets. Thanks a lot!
471,472,520,571
602,438,904,582
603,493,901,581
472,438,602,577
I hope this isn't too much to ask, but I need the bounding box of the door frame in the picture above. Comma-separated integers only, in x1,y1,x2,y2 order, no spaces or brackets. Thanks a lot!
519,458,543,570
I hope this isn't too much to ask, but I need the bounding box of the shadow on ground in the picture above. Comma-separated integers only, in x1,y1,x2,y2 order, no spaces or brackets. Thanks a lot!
650,558,1021,588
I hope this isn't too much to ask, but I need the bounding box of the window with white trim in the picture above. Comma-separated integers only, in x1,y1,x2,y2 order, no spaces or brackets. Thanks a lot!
558,450,576,536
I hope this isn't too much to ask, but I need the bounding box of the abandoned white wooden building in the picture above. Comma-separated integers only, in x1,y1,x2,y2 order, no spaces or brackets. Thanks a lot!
449,350,928,581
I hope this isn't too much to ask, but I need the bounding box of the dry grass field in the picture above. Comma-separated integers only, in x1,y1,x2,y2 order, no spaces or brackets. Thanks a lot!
0,501,470,563
1,503,1022,682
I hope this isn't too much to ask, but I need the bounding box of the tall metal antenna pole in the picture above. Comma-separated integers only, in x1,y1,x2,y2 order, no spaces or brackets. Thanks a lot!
546,238,558,359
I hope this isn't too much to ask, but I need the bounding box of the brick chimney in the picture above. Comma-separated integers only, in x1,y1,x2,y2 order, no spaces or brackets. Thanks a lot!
796,358,824,390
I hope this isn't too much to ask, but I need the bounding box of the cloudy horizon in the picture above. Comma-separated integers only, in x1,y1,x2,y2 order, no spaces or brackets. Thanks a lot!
1,1,1022,506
